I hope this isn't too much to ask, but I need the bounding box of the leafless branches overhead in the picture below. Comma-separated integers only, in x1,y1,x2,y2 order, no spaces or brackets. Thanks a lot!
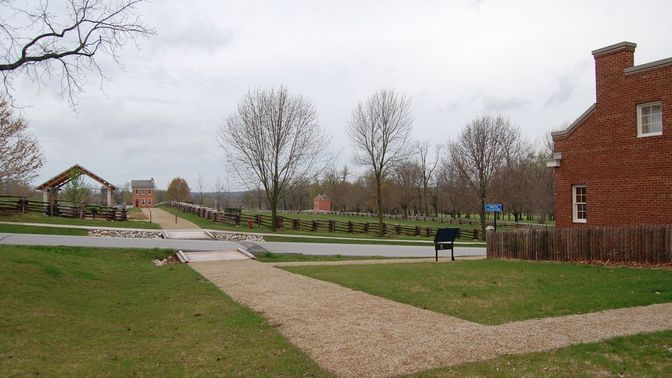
0,0,154,107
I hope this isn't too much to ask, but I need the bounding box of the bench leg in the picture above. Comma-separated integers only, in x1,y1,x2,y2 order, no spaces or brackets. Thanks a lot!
451,246,455,261
435,247,438,262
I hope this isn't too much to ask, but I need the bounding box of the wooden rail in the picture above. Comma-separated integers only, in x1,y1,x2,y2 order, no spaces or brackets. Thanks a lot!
487,226,672,264
161,201,484,240
0,195,127,221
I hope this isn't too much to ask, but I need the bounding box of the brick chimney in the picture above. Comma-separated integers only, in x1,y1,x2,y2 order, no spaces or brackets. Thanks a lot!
592,41,636,103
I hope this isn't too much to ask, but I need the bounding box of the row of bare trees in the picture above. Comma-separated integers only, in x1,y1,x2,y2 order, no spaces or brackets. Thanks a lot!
218,87,555,236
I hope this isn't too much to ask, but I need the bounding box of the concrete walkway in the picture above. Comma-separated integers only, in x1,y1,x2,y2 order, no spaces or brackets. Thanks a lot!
192,259,672,377
141,208,200,229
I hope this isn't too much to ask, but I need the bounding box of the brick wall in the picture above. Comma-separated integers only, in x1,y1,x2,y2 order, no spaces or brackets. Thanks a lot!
553,44,672,227
132,189,156,208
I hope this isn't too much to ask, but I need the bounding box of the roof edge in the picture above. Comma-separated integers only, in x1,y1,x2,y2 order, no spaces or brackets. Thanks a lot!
591,41,636,57
624,56,672,75
551,104,597,139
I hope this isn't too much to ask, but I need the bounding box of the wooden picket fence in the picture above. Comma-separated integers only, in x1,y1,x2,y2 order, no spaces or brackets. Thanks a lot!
487,225,672,264
0,195,127,221
163,201,483,239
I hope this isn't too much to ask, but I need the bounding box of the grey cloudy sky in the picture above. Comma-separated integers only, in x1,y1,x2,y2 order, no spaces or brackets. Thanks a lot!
12,0,672,191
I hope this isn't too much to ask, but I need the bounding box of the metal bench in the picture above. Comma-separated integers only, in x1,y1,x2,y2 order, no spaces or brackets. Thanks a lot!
433,228,459,262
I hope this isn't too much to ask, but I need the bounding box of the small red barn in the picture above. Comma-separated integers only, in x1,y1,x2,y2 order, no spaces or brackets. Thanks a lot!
313,194,331,212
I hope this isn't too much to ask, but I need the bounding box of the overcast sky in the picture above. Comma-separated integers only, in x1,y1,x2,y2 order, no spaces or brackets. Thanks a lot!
11,0,672,191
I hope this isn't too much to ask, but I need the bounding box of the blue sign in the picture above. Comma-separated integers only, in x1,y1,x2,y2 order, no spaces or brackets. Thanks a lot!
485,203,503,212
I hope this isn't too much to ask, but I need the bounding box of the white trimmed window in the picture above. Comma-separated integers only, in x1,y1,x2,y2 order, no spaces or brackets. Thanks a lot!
572,185,587,223
141,189,145,195
637,102,662,137
141,198,146,205
148,198,152,205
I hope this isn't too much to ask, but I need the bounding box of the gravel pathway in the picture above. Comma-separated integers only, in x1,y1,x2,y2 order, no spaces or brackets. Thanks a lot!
191,260,672,377
141,208,200,229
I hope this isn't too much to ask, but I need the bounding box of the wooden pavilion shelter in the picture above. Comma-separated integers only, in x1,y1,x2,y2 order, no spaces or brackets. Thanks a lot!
36,164,118,207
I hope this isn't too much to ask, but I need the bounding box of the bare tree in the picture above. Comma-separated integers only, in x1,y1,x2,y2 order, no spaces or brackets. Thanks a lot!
417,141,441,216
0,0,154,106
219,86,331,231
449,114,519,239
347,89,412,236
0,96,43,186
196,174,205,205
391,160,421,217
322,165,349,212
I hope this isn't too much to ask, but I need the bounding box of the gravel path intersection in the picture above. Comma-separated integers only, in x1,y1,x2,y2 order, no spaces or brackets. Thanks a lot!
191,259,672,377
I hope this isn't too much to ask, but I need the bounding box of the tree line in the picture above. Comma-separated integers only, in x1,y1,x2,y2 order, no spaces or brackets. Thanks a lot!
219,87,555,238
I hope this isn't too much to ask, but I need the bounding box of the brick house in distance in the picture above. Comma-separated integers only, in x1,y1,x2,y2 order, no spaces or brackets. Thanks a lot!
548,42,671,227
131,179,156,208
313,194,331,212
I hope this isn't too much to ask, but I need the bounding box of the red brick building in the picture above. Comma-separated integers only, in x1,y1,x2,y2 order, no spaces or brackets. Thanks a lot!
131,179,156,208
549,42,672,227
313,194,331,212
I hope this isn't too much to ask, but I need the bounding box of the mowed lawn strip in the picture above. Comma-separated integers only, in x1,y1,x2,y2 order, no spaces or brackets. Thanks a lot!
0,223,88,236
283,259,672,325
0,212,161,229
0,245,327,376
410,330,672,377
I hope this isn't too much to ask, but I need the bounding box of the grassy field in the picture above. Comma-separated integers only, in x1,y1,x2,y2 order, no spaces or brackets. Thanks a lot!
159,206,485,245
0,223,88,236
0,212,161,229
0,245,327,376
412,330,672,377
284,259,672,325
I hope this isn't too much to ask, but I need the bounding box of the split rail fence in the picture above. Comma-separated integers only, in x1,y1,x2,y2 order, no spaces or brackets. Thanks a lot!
487,225,672,264
0,195,127,221
163,201,484,239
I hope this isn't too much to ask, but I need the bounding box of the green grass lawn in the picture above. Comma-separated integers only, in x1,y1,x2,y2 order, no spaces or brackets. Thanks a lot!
284,259,672,325
0,245,327,376
0,223,88,236
411,330,672,377
0,212,161,229
159,206,485,245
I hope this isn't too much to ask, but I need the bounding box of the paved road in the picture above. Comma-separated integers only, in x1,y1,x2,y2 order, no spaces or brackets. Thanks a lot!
254,241,485,258
141,208,200,229
0,233,486,257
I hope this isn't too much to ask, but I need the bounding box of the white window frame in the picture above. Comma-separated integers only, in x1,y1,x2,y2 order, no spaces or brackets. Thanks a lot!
148,198,152,205
572,185,587,223
141,198,145,205
141,189,145,195
637,101,662,137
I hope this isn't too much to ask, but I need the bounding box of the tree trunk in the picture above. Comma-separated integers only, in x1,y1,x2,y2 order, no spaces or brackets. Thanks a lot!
270,199,278,231
376,178,384,237
479,196,486,241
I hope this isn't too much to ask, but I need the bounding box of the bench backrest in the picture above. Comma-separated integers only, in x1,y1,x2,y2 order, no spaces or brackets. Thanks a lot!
434,228,460,243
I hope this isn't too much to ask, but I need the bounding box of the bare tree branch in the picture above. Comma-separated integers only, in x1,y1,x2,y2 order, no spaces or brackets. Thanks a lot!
0,0,154,108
